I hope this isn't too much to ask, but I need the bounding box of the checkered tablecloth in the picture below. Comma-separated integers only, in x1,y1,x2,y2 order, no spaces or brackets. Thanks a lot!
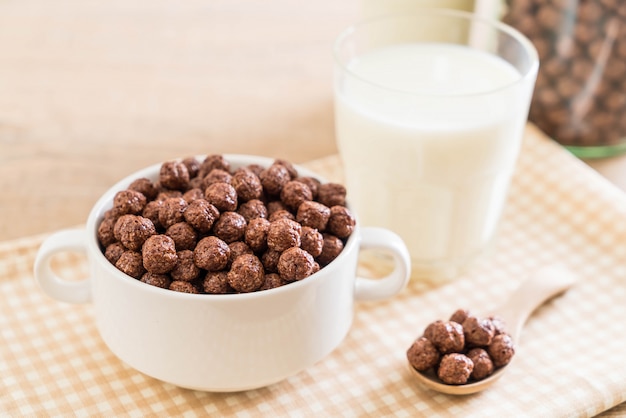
2,125,626,417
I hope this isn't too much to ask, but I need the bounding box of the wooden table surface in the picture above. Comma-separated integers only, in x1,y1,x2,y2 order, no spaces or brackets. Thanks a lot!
1,0,625,243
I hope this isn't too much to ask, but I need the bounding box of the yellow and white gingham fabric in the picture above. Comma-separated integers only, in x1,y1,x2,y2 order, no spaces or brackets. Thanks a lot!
2,125,626,417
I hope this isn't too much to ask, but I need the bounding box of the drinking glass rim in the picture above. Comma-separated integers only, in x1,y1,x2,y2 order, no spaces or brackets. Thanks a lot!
332,9,539,98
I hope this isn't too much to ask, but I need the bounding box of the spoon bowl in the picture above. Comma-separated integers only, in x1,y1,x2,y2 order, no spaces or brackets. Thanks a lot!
409,265,577,395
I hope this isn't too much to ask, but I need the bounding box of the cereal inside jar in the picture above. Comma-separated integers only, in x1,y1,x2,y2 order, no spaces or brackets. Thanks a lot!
503,0,626,157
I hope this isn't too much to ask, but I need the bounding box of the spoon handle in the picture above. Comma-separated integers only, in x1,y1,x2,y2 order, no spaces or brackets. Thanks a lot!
496,265,577,342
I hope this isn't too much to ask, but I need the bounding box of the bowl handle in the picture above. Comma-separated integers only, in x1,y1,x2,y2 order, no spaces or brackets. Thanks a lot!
354,227,411,301
34,228,92,304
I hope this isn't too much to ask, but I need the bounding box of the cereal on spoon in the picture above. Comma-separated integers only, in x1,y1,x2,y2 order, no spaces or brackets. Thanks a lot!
407,309,515,385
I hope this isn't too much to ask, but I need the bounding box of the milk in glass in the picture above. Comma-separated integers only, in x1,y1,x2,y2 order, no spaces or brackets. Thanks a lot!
335,43,531,274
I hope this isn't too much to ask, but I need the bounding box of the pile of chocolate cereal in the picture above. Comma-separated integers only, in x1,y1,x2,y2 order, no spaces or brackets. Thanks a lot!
503,0,626,148
96,155,356,294
407,309,515,385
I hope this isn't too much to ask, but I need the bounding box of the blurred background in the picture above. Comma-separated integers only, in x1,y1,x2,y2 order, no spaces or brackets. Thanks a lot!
0,0,358,240
2,0,625,241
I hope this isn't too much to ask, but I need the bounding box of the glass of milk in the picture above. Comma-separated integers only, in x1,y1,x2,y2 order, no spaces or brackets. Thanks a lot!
333,9,538,282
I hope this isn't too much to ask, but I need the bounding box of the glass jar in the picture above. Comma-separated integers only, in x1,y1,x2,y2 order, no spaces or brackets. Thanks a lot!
361,0,476,19
503,0,626,158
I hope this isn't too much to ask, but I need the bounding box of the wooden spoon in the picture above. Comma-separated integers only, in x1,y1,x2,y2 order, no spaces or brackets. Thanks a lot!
408,265,577,395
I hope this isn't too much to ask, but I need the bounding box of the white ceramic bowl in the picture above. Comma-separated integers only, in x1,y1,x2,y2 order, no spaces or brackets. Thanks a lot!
35,154,411,391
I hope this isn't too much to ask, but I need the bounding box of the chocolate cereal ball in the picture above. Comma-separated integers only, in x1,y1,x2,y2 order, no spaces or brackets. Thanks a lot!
158,197,188,229
259,273,286,291
463,316,496,347
114,214,156,251
170,250,201,282
428,321,465,354
142,200,163,230
156,190,183,202
205,182,238,212
267,218,301,252
159,160,190,191
317,233,344,266
467,348,494,380
296,201,330,231
199,154,231,179
280,180,312,211
213,211,247,243
203,169,232,189
231,168,263,202
184,199,219,233
300,226,323,258
238,199,268,222
102,208,117,222
115,250,145,279
166,222,197,251
141,272,171,289
261,249,281,273
181,156,201,179
294,176,320,199
245,164,265,177
169,280,199,294
437,353,474,385
227,254,265,293
189,176,203,190
317,183,346,207
228,241,253,266
266,200,288,217
203,271,232,294
245,217,271,253
142,234,178,274
327,206,356,239
182,188,204,203
113,189,147,216
194,236,230,271
488,334,515,367
424,320,443,341
97,216,118,248
128,178,158,201
259,163,290,196
268,209,295,222
311,262,321,275
450,309,471,325
104,242,126,265
277,247,316,281
407,337,441,372
274,158,298,179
